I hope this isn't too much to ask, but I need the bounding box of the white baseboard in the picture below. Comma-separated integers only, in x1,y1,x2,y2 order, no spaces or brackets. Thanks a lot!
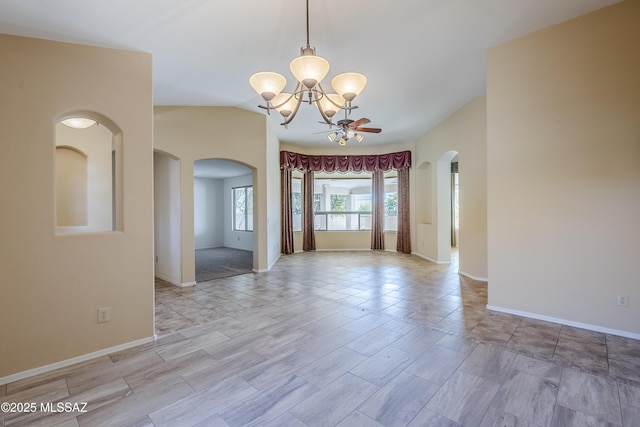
412,252,450,265
156,274,194,287
155,273,181,287
0,336,154,386
486,304,640,340
260,253,281,272
315,248,372,252
459,270,488,282
252,258,274,273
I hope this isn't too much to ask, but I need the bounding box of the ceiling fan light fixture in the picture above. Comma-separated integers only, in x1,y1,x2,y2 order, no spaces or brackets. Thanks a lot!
327,132,337,142
355,134,364,143
338,137,347,146
249,72,287,102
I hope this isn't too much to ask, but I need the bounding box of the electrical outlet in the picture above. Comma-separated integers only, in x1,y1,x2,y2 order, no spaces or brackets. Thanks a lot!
98,307,111,323
617,295,629,307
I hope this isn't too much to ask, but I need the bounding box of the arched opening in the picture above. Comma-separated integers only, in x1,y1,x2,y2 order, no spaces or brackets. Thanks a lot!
193,158,255,282
55,112,122,233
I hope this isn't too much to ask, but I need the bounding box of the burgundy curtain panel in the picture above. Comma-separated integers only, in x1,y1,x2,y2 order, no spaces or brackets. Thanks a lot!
396,166,412,254
303,171,316,251
371,169,385,250
280,167,294,255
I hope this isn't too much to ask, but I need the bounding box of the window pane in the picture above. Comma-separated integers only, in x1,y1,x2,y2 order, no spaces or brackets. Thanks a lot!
314,213,327,230
246,187,253,231
292,177,302,232
384,175,398,231
313,176,372,231
233,188,243,230
232,186,253,232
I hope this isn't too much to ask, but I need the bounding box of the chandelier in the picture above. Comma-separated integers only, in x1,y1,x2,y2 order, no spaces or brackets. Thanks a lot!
249,0,368,130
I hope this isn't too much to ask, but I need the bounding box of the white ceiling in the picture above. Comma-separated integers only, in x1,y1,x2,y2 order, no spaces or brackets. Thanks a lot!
0,0,620,147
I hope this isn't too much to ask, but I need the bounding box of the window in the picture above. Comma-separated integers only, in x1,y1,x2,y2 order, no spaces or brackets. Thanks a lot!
292,177,302,232
232,186,253,231
384,172,398,231
313,176,372,231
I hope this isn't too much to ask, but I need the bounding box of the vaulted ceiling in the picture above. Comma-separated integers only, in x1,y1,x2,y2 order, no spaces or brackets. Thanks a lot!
0,0,620,146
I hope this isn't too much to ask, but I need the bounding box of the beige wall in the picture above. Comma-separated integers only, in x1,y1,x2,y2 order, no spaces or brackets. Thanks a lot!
487,1,640,335
0,35,154,379
281,141,415,252
153,107,279,283
265,123,283,267
414,97,488,280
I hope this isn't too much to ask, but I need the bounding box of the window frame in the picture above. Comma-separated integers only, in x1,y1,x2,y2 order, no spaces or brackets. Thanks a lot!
232,185,253,232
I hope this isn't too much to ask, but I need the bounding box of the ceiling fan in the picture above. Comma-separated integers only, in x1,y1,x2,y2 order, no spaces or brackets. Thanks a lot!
325,117,382,145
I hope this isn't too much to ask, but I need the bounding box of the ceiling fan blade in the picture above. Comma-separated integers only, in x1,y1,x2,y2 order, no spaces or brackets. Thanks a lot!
349,118,370,128
355,127,382,133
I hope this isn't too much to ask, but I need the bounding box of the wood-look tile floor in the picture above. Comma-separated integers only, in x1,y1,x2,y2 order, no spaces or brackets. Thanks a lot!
3,251,640,426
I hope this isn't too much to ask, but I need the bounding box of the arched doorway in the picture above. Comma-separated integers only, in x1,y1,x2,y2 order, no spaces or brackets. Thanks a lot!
193,158,255,282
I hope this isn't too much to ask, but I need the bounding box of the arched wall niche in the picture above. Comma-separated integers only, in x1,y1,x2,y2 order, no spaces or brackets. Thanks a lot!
55,111,123,234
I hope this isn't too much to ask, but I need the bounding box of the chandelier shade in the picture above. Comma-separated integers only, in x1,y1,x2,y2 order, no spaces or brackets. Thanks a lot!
272,92,299,119
249,72,287,102
316,93,344,119
331,73,367,102
289,54,330,90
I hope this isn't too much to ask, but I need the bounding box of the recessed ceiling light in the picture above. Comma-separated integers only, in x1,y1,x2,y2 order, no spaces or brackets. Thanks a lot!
61,117,96,129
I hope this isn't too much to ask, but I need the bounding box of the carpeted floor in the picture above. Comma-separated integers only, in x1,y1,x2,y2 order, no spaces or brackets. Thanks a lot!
195,247,253,282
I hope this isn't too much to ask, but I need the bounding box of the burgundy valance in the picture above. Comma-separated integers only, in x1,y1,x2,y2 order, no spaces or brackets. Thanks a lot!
280,150,412,173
